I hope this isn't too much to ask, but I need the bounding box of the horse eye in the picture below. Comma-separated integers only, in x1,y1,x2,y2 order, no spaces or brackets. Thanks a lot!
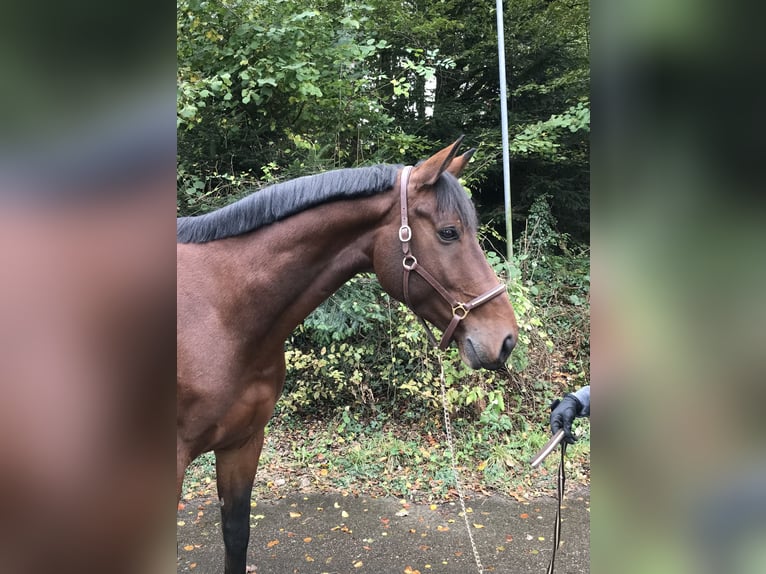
438,227,459,242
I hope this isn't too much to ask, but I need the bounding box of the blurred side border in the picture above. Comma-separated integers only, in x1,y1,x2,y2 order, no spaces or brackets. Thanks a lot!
592,0,766,572
0,1,176,573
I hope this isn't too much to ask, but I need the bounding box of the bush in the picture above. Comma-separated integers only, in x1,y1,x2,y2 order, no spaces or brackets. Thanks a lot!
277,230,587,436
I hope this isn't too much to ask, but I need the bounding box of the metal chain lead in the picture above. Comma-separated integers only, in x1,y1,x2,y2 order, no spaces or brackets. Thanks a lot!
438,354,485,574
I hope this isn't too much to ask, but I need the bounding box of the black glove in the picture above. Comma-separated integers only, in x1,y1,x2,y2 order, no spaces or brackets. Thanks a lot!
550,393,583,444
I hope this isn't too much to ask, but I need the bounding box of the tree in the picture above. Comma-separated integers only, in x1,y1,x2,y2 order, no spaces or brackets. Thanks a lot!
177,0,589,243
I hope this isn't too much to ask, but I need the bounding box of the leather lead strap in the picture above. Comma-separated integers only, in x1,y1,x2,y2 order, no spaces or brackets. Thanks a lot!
530,429,568,574
545,442,566,574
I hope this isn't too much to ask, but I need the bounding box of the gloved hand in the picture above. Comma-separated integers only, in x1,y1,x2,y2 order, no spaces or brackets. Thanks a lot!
550,393,584,444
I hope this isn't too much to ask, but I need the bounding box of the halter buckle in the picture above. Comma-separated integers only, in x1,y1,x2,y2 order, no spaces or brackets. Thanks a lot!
402,255,418,270
452,303,469,319
399,225,412,243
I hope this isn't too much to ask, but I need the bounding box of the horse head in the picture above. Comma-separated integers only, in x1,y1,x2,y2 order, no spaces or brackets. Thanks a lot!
374,138,519,370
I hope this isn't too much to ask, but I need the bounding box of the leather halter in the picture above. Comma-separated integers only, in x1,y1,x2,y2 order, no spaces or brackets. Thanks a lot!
398,165,508,350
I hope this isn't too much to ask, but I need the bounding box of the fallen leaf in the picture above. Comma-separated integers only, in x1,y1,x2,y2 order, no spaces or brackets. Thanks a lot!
267,539,280,548
183,545,194,551
520,513,529,519
437,525,450,532
342,510,349,518
289,511,302,518
473,523,485,529
189,563,197,570
177,520,185,526
353,560,364,568
429,504,437,511
395,508,409,517
306,555,315,562
303,537,312,543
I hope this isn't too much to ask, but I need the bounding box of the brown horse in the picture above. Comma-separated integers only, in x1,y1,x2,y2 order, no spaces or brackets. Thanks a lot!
176,138,519,573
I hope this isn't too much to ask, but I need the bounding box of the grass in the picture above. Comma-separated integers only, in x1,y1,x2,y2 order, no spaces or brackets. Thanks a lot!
182,410,590,502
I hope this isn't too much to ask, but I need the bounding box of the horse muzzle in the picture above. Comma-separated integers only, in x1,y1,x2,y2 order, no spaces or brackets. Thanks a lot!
462,332,516,370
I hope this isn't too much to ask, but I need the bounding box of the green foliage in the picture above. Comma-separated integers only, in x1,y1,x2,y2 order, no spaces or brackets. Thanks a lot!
301,277,387,344
178,0,590,241
515,194,590,385
177,0,444,187
511,100,590,157
517,193,561,262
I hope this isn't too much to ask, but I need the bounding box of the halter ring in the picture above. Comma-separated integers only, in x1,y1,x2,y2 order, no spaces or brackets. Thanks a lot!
452,303,469,319
402,255,418,270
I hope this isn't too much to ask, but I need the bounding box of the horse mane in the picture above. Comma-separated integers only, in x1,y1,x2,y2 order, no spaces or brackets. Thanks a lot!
177,163,477,244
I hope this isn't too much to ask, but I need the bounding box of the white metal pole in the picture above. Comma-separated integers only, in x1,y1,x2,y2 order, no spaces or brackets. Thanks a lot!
495,0,513,261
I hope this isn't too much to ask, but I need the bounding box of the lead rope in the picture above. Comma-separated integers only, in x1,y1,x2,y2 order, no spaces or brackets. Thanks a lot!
437,354,485,574
438,361,571,574
545,442,566,574
530,428,568,574
439,352,569,574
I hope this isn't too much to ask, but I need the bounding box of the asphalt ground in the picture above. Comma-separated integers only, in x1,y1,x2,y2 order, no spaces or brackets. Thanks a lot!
177,488,589,573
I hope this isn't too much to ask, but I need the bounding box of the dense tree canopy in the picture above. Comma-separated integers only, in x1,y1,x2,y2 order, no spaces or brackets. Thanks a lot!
178,0,589,243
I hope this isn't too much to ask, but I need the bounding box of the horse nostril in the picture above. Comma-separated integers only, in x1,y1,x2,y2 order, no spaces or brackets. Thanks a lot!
501,334,516,358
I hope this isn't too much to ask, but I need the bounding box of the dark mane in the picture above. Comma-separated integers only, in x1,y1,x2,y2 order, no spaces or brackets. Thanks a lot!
177,165,399,243
177,163,478,244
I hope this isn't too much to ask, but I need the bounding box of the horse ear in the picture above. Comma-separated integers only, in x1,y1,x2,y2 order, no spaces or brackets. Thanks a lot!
410,136,465,187
446,148,476,178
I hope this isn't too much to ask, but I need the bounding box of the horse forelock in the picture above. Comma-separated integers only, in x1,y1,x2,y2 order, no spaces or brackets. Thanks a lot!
434,172,479,232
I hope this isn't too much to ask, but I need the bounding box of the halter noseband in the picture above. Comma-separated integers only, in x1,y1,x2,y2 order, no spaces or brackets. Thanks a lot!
398,165,508,350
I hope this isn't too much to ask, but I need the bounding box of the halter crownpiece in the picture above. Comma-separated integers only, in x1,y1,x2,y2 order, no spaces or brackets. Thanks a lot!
398,165,508,350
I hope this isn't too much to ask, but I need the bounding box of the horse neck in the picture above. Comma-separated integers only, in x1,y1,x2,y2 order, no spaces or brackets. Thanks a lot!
208,192,394,345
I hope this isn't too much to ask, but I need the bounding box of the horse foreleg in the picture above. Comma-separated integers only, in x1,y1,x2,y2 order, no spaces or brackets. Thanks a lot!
177,442,192,502
215,433,265,574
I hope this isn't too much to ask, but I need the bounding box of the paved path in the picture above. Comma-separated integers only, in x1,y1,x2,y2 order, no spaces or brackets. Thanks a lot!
177,489,589,573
